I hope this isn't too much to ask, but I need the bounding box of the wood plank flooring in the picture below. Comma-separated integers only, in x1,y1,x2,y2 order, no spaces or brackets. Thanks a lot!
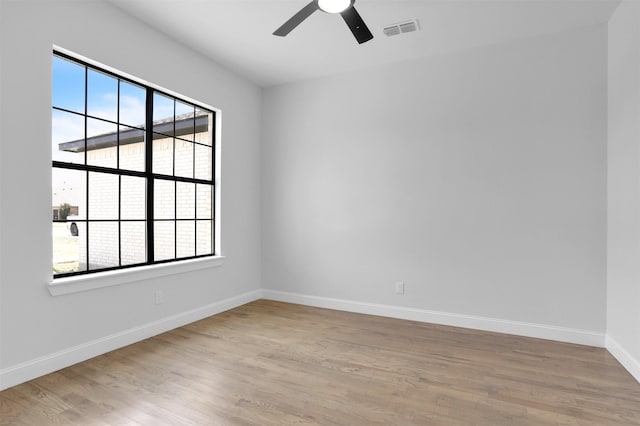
1,300,639,425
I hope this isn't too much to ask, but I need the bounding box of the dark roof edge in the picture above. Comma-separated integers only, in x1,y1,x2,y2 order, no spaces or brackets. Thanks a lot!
59,115,209,153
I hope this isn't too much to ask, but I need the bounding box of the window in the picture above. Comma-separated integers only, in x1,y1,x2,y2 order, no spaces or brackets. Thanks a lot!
52,51,216,278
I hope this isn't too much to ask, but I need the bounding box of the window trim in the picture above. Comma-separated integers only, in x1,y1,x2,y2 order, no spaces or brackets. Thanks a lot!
51,47,222,285
48,256,225,296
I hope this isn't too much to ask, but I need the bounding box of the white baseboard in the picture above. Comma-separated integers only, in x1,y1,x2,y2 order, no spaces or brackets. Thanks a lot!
2,288,619,391
0,289,262,391
606,335,640,383
262,289,606,347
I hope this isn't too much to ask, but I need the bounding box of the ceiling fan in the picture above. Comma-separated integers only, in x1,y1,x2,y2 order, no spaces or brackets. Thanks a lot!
273,0,374,44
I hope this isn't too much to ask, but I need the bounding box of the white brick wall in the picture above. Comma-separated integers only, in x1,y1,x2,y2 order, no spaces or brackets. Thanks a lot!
121,221,146,265
88,222,118,268
176,221,195,258
154,221,174,262
196,220,212,255
79,130,213,270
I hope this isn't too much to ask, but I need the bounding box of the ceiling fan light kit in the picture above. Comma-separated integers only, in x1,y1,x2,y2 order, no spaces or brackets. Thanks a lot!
273,0,373,44
317,0,352,14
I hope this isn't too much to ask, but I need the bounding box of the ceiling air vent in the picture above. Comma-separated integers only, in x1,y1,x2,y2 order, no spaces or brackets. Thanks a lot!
383,19,420,37
383,25,401,37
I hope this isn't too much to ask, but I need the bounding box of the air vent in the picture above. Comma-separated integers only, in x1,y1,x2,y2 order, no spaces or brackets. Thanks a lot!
383,19,420,37
383,26,400,37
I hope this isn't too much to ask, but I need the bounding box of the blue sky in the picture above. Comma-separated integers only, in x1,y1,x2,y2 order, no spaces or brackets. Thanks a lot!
53,55,199,140
52,55,149,128
52,56,146,208
51,55,202,208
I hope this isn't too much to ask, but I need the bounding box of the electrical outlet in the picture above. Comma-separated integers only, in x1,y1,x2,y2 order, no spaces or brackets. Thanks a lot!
155,290,164,305
395,281,404,295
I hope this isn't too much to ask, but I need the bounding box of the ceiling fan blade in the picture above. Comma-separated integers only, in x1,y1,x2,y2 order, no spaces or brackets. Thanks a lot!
340,6,373,44
273,1,319,37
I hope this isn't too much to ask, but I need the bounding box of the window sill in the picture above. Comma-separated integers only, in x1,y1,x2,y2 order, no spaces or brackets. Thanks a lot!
48,256,225,296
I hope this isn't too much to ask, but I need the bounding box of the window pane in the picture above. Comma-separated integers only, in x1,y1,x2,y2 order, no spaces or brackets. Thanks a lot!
119,125,146,172
196,184,212,219
52,109,85,164
177,220,195,258
88,221,118,269
194,144,212,180
154,179,175,219
196,220,212,255
195,108,213,146
53,221,87,275
87,69,118,122
175,101,195,142
152,134,173,175
175,140,193,178
86,118,118,168
52,168,86,222
86,117,117,139
121,221,146,265
177,182,195,219
52,56,85,114
89,172,118,220
154,221,175,261
121,176,146,220
153,93,173,135
120,81,146,128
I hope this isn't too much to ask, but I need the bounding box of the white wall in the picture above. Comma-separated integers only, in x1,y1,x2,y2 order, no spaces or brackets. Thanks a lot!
262,25,607,341
0,0,623,390
0,0,262,389
607,0,640,382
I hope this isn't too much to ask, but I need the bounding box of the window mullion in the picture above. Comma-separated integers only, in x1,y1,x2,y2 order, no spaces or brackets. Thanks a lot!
84,66,90,271
118,176,122,267
173,101,177,259
146,89,155,264
117,81,122,267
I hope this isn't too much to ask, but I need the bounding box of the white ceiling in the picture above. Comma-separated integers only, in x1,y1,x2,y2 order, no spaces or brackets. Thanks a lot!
109,0,619,88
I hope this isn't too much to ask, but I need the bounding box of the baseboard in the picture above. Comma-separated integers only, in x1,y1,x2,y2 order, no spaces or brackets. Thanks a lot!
0,289,262,391
606,335,640,383
1,288,615,391
262,289,606,347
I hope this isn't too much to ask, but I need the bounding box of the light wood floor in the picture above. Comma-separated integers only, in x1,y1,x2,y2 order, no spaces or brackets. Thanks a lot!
1,300,640,425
